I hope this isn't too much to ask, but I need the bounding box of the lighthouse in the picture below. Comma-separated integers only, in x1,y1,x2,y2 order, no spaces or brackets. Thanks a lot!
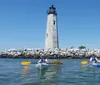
45,5,59,49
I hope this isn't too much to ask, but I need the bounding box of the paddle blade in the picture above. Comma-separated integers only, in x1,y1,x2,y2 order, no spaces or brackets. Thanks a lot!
81,61,88,65
52,62,63,65
97,60,100,62
21,61,31,65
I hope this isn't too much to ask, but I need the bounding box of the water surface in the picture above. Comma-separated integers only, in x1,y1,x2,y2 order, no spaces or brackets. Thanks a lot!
0,59,100,85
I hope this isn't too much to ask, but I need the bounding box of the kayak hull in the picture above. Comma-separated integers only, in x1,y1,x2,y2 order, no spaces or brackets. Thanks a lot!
86,63,100,67
36,63,48,70
92,63,100,67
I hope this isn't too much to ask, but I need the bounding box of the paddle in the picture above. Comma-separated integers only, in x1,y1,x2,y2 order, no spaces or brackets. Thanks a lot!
81,60,88,65
21,61,63,65
21,61,32,65
97,60,100,62
52,61,63,64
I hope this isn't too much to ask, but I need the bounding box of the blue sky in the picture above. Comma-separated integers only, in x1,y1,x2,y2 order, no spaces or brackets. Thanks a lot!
0,0,100,51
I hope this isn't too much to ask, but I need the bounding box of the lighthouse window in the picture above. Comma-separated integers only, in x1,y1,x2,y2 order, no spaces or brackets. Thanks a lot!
53,21,55,25
47,33,48,37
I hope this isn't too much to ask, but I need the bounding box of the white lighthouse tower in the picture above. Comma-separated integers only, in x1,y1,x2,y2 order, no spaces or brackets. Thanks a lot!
45,5,59,49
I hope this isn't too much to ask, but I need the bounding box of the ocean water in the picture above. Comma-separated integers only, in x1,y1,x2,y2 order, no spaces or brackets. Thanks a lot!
0,59,100,85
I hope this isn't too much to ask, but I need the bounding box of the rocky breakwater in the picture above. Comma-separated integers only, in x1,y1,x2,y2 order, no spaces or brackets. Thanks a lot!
0,48,100,59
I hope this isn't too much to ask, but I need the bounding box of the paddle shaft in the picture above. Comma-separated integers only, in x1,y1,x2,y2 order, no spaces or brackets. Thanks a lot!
21,61,63,65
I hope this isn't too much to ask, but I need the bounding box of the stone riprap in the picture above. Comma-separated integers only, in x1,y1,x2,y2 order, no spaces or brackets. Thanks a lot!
0,48,100,59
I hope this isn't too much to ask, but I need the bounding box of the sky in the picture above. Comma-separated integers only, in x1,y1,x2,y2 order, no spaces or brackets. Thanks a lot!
0,0,100,51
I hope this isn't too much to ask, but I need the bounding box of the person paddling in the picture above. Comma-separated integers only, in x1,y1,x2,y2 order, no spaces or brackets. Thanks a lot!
90,54,98,64
38,56,48,64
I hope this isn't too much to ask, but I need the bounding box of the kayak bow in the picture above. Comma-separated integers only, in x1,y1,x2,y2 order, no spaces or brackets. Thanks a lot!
36,63,48,70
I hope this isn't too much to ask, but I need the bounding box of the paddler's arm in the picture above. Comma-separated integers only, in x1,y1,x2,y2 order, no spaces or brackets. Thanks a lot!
89,57,93,63
90,57,92,62
96,57,99,62
37,59,41,64
45,59,48,63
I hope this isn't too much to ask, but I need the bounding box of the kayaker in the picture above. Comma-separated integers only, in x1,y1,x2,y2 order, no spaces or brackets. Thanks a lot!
38,56,48,63
90,54,98,63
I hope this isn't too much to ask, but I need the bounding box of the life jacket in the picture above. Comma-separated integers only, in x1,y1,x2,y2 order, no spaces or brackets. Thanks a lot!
40,59,46,63
91,58,97,63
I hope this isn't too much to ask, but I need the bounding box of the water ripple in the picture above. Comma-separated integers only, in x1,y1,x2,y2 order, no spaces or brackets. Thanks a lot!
0,59,100,85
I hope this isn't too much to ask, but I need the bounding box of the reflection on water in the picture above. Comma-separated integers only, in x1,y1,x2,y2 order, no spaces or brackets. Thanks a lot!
81,64,100,71
21,65,31,75
21,64,62,85
1,59,100,85
37,65,62,85
37,65,61,78
80,64,100,82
